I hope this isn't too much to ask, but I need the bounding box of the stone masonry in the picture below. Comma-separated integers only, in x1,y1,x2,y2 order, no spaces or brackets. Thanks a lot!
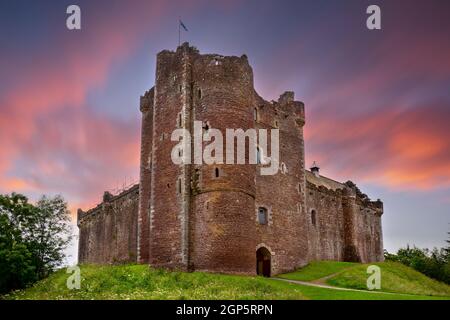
77,43,384,276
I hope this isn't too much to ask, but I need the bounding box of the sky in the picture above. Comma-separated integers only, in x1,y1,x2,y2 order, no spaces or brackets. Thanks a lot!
1,0,449,264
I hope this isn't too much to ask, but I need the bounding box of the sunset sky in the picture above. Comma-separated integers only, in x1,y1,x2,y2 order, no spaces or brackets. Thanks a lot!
1,0,449,264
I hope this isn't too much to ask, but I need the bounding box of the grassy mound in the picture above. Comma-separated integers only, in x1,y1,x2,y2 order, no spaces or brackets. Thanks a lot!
280,260,450,297
326,261,450,297
3,262,449,300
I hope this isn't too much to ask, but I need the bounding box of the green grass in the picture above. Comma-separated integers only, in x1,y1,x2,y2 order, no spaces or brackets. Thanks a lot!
2,262,449,300
326,261,450,297
278,261,357,282
288,284,449,300
2,264,307,300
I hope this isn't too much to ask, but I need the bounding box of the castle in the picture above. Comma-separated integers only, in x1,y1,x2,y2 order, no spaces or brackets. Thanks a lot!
77,43,384,276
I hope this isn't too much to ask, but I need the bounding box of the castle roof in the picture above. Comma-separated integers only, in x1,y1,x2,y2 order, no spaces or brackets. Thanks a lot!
305,170,345,191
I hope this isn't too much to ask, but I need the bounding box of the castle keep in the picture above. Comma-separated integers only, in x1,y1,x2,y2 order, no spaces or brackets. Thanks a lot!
77,44,384,276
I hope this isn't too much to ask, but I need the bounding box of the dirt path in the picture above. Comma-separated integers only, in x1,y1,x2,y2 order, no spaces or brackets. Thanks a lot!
273,277,415,296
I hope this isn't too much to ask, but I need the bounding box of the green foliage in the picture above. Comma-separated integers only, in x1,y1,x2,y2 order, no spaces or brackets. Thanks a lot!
0,193,73,294
385,244,450,285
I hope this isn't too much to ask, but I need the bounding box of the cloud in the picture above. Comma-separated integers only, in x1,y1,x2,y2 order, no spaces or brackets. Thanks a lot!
0,0,172,214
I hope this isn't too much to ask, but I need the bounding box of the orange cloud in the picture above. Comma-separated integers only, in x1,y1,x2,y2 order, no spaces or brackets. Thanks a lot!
306,102,450,191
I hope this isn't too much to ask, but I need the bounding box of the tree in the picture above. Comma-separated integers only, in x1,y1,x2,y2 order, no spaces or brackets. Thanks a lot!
25,195,73,279
0,193,37,293
0,193,73,293
444,229,450,260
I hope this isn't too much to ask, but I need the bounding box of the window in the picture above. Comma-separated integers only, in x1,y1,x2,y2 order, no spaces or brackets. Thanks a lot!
311,209,317,226
215,167,220,178
177,178,182,194
254,108,258,121
177,112,182,127
179,85,182,93
198,88,202,99
274,120,279,128
258,207,268,225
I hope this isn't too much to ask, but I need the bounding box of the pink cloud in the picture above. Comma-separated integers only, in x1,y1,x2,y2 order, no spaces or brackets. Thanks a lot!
305,101,450,190
0,1,174,216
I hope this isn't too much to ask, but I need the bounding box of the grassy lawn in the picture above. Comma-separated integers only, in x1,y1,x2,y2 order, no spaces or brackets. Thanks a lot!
287,283,449,300
2,262,449,300
278,261,356,282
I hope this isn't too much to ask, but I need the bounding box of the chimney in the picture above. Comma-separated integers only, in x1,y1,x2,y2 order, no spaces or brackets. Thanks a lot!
310,161,320,177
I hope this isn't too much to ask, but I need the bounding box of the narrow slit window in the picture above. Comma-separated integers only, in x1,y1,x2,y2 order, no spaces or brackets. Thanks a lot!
178,113,182,127
258,207,268,225
198,88,202,99
215,167,220,178
311,209,317,226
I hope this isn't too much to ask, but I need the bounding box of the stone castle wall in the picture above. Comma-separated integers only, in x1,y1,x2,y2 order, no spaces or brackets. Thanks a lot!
77,185,139,264
305,177,383,263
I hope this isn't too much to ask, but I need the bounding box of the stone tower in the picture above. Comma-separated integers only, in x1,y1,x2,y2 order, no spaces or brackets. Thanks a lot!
139,43,259,273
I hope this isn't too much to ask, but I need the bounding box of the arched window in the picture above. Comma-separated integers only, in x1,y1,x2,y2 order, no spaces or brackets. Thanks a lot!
258,207,268,225
311,209,317,226
215,167,220,178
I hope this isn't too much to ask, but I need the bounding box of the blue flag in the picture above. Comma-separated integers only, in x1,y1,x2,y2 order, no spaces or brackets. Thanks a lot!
179,20,188,32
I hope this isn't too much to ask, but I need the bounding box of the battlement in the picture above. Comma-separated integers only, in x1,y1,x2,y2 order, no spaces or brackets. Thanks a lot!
77,184,139,226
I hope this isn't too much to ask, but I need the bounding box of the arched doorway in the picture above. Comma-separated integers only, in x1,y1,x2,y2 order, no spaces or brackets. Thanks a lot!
256,247,271,277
